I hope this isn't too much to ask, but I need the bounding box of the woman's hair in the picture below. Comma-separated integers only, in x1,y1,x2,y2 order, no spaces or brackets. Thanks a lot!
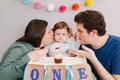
74,10,106,36
16,19,48,47
52,21,71,34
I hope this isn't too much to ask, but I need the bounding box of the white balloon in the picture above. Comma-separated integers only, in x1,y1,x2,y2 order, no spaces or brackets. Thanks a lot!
46,4,54,12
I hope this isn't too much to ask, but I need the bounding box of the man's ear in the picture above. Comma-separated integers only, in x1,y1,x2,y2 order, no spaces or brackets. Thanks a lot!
90,30,97,37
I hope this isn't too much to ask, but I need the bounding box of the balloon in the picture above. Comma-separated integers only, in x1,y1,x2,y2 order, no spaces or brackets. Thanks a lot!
85,0,93,7
59,5,67,12
72,3,80,10
34,2,42,9
46,4,55,12
23,0,30,4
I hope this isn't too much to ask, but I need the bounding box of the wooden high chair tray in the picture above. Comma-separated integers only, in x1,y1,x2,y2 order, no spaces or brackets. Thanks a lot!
28,57,85,65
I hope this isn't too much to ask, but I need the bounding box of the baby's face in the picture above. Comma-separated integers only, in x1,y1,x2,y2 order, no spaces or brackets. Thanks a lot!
54,28,69,43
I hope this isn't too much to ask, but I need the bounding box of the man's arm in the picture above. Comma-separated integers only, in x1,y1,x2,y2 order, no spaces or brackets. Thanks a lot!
71,45,120,80
112,74,120,80
90,56,116,80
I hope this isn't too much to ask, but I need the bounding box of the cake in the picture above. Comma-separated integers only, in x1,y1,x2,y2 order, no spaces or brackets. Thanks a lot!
54,52,62,63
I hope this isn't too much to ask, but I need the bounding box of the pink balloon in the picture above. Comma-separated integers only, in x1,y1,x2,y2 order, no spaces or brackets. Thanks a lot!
59,5,67,12
34,2,42,9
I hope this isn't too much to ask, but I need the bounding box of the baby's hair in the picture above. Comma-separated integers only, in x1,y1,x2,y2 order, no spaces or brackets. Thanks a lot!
52,21,71,34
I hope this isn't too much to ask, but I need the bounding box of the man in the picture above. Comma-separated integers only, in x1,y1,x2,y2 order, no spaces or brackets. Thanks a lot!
71,10,120,80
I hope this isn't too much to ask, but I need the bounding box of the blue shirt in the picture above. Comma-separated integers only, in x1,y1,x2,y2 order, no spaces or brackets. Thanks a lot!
80,35,120,80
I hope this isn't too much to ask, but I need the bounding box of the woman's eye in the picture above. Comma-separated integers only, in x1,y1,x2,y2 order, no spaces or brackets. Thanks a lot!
49,30,52,33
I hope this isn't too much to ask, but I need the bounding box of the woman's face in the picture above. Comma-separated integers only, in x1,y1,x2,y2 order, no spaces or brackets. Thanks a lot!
54,28,69,43
41,26,53,47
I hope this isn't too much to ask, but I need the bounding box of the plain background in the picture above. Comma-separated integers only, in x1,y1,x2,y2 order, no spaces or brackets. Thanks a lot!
0,0,120,60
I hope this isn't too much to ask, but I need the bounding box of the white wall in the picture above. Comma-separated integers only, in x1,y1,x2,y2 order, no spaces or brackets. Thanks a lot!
0,0,120,60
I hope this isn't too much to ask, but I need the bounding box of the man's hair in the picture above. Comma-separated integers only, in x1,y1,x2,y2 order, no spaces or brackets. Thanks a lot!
74,10,106,36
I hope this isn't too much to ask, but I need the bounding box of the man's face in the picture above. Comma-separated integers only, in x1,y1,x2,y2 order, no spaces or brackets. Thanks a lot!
76,23,92,44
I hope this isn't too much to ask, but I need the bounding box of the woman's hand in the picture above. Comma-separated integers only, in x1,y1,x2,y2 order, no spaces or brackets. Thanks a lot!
28,50,40,62
37,48,49,56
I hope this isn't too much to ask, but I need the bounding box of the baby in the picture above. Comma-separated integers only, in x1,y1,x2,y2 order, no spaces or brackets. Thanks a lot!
45,21,77,57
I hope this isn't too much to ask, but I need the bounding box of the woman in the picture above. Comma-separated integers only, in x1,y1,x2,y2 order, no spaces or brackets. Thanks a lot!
0,19,53,80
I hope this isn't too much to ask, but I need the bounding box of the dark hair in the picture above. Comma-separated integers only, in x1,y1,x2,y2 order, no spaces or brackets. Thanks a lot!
74,10,106,36
53,21,71,34
16,19,48,47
